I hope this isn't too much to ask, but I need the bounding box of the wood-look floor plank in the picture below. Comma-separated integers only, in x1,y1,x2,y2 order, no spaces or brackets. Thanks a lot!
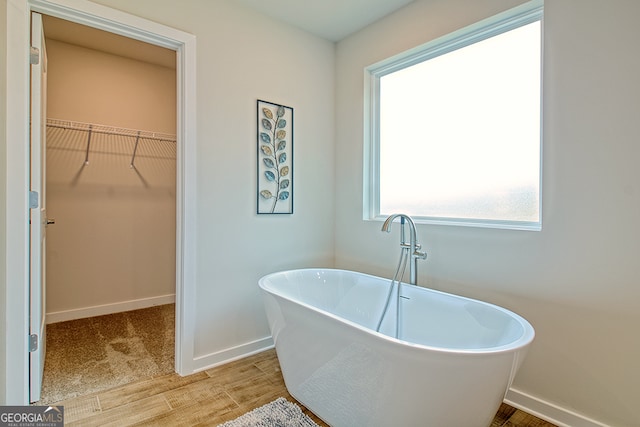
97,371,209,410
68,394,170,427
54,395,101,424
251,349,282,373
131,391,238,426
492,402,519,427
163,377,235,410
223,374,285,407
503,409,558,427
204,358,267,388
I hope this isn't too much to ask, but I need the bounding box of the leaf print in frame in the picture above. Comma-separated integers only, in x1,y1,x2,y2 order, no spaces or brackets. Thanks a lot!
257,100,293,214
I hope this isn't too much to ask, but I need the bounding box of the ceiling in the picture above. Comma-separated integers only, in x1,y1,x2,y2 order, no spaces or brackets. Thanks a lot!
42,15,177,69
235,0,415,42
42,0,414,67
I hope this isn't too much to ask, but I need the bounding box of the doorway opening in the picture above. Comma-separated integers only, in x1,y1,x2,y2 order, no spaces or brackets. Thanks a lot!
5,0,196,403
31,12,179,404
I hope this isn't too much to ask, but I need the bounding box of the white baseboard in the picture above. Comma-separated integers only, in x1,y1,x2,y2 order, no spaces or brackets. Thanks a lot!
505,388,609,427
46,294,176,324
192,336,274,373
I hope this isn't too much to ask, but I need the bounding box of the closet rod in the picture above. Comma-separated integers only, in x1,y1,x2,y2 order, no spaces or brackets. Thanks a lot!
46,120,176,143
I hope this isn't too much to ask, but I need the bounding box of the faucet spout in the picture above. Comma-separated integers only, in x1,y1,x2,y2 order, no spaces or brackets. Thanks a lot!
381,214,427,285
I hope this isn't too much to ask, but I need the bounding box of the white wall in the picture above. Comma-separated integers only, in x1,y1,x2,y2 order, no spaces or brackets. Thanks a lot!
44,39,177,320
45,40,176,134
335,0,640,426
85,0,336,362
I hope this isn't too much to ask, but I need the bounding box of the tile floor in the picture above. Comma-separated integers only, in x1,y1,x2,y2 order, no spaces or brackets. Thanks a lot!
50,348,557,426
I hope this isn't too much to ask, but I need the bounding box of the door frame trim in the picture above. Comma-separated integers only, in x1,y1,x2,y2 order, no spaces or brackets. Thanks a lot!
5,0,197,403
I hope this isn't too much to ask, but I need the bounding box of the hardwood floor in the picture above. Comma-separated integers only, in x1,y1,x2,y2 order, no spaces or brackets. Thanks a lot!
49,349,556,426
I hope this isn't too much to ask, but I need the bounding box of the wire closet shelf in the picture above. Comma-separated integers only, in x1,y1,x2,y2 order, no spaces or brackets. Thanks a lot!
45,118,176,168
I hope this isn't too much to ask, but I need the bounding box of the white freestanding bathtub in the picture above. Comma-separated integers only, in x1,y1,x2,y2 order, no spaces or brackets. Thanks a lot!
258,268,534,427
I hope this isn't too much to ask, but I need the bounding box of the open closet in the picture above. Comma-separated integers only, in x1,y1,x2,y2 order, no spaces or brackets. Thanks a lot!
43,14,177,322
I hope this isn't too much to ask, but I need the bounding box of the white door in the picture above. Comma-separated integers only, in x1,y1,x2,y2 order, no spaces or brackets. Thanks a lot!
29,11,48,403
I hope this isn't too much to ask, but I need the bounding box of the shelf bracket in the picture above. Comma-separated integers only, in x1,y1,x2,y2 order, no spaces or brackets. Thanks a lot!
130,131,141,168
84,125,93,165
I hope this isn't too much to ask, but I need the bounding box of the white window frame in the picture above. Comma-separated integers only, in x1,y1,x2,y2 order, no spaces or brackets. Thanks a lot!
363,0,543,231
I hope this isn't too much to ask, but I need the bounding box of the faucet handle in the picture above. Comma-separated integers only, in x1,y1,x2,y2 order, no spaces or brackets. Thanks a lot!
413,250,427,260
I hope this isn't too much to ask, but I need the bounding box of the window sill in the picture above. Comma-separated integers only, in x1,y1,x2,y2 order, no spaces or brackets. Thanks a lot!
370,215,542,232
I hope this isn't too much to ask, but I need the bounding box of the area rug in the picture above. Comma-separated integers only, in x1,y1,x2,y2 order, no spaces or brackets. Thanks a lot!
218,398,319,427
38,304,175,405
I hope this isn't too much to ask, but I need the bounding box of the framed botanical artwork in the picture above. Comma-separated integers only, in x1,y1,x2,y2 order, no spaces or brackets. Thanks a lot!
257,100,293,214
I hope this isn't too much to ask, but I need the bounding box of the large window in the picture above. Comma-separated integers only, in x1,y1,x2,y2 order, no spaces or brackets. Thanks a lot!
364,0,543,230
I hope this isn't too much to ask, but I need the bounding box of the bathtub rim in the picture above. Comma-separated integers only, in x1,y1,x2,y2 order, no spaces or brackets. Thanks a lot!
258,267,535,355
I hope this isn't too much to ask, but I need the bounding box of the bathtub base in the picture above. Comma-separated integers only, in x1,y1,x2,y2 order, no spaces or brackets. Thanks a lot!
259,269,534,427
273,299,518,427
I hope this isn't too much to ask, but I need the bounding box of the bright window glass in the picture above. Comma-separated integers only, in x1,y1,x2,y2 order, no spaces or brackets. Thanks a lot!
366,2,543,230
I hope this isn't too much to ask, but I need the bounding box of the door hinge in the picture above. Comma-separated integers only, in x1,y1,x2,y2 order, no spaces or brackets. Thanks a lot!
29,191,39,209
30,46,40,65
29,334,38,352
